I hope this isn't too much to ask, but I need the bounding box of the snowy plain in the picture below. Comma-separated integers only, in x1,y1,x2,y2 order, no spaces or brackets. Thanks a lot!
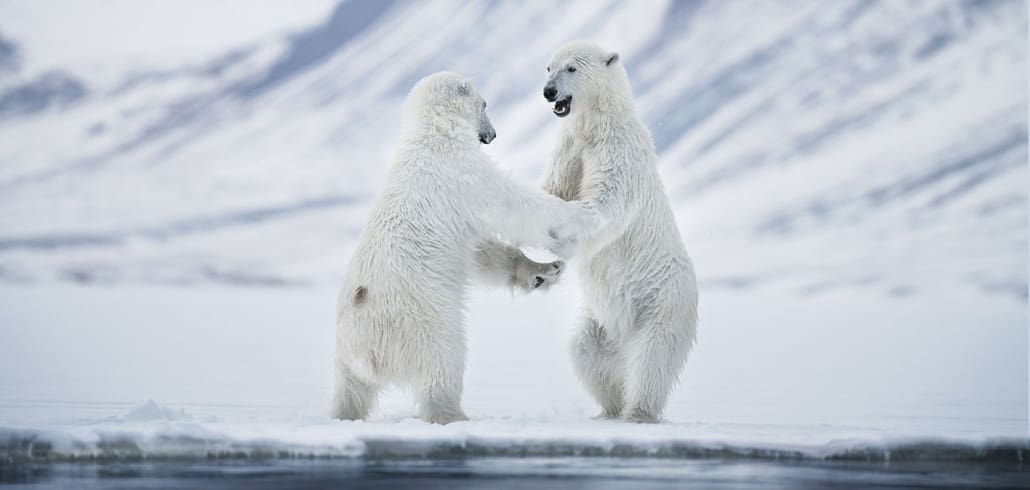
0,0,1027,468
1,282,1024,461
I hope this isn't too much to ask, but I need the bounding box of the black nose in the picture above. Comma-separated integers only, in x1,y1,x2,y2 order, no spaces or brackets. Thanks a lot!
543,86,557,102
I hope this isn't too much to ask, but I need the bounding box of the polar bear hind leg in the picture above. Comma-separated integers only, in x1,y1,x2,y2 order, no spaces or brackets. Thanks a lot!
412,319,469,425
416,368,468,424
330,362,380,421
621,315,694,424
570,316,626,419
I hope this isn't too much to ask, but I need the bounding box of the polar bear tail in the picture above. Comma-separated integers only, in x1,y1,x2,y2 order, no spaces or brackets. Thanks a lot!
352,286,368,306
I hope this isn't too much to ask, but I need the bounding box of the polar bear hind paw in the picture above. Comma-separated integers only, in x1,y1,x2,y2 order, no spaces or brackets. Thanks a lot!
422,411,469,425
622,409,661,424
591,410,621,421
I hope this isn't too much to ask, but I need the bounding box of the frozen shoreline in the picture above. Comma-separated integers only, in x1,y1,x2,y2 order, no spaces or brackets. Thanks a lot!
2,402,1026,464
2,424,1025,464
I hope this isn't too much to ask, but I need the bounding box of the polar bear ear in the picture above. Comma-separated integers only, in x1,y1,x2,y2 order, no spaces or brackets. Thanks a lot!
605,52,620,66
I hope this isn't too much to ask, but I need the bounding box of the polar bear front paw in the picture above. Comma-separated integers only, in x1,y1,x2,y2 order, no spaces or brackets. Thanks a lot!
513,259,564,292
548,200,600,259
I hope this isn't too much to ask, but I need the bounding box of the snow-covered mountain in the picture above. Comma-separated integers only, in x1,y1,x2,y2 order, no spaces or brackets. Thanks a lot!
0,0,1025,302
0,2,1027,459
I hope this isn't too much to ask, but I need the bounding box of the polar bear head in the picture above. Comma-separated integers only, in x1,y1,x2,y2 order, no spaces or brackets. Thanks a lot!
543,41,629,118
402,71,496,145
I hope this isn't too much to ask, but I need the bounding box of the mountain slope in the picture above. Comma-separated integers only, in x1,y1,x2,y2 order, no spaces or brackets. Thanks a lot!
0,0,1025,301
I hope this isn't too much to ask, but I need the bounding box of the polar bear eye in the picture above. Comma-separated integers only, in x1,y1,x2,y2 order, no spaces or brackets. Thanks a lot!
567,66,576,73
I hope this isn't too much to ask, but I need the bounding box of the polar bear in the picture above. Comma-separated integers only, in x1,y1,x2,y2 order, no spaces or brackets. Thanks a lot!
332,72,595,425
543,42,696,422
542,41,698,422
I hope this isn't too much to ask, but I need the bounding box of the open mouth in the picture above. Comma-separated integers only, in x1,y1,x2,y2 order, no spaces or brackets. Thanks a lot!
553,96,572,117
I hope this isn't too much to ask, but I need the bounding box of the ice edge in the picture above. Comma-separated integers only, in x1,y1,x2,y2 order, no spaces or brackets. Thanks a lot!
2,427,1026,464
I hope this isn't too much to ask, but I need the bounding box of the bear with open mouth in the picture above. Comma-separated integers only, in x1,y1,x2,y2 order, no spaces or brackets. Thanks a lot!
541,41,699,423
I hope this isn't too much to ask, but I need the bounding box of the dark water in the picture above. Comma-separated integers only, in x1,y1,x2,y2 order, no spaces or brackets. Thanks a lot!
3,458,1028,489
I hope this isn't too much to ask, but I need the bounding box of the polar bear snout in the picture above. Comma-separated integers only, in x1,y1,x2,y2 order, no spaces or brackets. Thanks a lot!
543,86,558,102
477,105,496,144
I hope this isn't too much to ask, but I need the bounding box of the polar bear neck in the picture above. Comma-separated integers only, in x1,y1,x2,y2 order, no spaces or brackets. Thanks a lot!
401,109,479,151
565,84,638,134
401,128,478,154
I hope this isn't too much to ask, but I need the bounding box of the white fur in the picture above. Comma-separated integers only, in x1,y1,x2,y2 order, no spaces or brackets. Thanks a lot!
331,72,595,424
543,41,699,423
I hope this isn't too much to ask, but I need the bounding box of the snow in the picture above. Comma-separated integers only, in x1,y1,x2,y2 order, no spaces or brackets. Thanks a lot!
0,0,1023,298
0,283,1024,462
0,0,338,79
121,400,194,423
0,0,1026,466
3,407,1025,462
